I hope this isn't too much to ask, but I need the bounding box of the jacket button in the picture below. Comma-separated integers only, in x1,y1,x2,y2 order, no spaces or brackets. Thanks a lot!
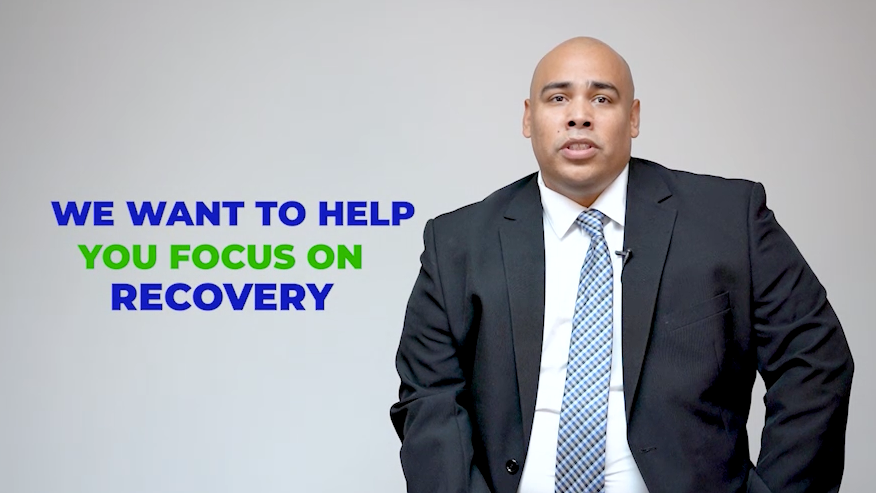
505,459,520,474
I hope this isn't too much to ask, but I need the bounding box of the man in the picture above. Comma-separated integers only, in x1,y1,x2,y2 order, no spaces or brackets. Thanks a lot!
390,37,853,493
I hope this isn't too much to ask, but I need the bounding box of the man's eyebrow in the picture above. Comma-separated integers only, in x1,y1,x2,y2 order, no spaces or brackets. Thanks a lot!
539,81,572,96
588,80,619,95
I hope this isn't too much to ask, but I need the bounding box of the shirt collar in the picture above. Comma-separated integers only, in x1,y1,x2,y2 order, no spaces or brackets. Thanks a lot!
537,162,629,239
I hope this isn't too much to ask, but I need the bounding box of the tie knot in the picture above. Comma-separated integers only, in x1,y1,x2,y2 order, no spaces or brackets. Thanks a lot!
576,209,606,237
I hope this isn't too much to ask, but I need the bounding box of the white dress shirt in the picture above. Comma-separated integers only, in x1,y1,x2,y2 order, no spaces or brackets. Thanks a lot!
517,165,649,493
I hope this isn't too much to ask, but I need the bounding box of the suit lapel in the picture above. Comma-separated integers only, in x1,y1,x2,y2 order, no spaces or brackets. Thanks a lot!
622,159,677,422
498,174,545,445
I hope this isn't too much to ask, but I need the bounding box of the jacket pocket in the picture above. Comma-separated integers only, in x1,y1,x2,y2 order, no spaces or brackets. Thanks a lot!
662,291,730,332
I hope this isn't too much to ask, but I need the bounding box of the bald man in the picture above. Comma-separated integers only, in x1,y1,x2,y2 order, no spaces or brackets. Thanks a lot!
390,38,853,493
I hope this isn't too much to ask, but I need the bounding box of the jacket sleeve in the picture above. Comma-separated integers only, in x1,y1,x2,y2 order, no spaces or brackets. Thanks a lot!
390,219,491,493
747,182,854,493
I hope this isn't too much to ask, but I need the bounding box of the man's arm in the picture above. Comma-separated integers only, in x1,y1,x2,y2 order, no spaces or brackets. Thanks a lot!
747,182,854,493
390,219,491,493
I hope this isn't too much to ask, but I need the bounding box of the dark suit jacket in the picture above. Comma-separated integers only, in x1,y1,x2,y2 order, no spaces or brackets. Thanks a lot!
390,158,853,493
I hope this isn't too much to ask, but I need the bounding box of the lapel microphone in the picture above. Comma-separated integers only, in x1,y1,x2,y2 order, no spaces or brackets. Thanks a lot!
615,249,632,268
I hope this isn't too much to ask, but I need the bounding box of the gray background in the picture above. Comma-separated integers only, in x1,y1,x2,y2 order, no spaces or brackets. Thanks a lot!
0,0,873,491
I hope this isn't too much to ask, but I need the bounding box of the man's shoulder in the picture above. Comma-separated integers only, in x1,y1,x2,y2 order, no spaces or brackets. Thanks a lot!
634,157,755,189
430,172,539,228
632,157,758,206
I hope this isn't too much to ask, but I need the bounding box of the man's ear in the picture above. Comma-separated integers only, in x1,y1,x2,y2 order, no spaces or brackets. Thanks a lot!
522,99,532,138
630,98,641,138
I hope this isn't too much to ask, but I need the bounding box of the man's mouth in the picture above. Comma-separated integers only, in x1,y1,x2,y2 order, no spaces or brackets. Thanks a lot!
560,140,598,160
566,143,593,150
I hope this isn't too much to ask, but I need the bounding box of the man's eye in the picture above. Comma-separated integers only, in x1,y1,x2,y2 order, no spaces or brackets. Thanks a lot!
594,96,609,104
551,95,565,102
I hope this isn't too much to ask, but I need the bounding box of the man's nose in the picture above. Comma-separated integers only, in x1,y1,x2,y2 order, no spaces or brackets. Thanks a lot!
567,119,592,128
566,100,592,129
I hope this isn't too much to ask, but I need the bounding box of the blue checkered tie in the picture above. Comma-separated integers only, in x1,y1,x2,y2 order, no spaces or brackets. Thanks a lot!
555,209,613,493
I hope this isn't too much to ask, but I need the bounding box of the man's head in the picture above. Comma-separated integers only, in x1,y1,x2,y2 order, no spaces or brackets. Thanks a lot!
523,37,640,207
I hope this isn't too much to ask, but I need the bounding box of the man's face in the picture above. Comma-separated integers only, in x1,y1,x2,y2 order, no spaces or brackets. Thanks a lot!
523,42,640,206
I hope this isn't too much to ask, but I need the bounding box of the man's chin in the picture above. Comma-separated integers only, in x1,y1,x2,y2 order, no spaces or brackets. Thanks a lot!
556,164,603,186
541,169,608,203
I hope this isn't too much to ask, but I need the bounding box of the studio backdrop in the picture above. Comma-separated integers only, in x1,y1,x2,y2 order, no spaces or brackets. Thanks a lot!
1,1,873,492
